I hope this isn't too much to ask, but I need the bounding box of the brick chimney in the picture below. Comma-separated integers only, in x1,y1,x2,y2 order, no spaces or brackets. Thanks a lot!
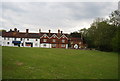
58,29,60,37
14,28,17,31
48,30,51,36
39,29,41,33
39,29,41,36
26,29,29,33
61,31,63,35
9,29,12,32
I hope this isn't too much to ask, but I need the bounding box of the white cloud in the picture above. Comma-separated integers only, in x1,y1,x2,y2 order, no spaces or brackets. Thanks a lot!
0,2,118,33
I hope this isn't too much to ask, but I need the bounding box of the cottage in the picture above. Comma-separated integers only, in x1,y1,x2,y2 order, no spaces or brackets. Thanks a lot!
1,28,87,49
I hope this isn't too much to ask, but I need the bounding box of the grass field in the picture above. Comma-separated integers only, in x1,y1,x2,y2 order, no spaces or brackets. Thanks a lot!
2,46,118,79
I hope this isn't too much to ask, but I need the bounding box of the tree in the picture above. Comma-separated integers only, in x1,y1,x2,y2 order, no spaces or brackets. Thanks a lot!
80,19,118,51
109,10,120,26
111,26,120,52
69,31,81,38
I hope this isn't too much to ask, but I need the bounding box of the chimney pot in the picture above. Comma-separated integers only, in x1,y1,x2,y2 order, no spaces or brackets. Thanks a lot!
10,29,12,32
39,29,41,33
26,29,29,33
48,30,51,36
61,31,63,34
58,29,60,37
58,29,60,33
49,30,51,33
14,28,17,31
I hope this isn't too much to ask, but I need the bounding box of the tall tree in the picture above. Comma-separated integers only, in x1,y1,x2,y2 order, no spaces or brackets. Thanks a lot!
69,31,81,38
109,10,120,26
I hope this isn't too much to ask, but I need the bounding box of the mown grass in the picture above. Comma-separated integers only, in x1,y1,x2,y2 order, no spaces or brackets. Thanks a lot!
2,46,118,79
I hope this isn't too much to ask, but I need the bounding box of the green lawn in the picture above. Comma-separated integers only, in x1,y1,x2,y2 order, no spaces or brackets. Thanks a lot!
2,46,118,79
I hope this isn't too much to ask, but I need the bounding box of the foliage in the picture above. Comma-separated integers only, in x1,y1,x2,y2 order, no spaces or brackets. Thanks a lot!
0,30,6,32
80,20,118,51
69,31,81,38
109,10,120,26
111,26,120,51
77,10,120,52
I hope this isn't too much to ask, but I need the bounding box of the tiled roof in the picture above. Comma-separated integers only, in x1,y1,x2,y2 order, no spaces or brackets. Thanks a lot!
2,31,69,38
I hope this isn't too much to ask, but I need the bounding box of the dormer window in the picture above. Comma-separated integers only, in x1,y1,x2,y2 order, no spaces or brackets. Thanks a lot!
52,39,56,42
43,39,47,42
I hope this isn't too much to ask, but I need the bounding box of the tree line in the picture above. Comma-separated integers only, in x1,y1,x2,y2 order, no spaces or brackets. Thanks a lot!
70,10,120,52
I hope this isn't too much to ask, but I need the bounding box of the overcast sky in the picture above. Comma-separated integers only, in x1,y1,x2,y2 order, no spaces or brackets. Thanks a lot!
0,2,118,33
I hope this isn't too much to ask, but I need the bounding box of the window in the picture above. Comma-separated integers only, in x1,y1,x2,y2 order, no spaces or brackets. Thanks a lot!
36,39,38,41
27,39,29,41
52,44,56,47
62,39,65,43
71,42,73,44
4,37,6,40
79,42,81,44
61,44,65,47
43,39,47,42
14,38,16,41
21,38,22,41
79,46,81,48
7,42,9,45
8,38,9,40
35,43,37,46
52,39,56,42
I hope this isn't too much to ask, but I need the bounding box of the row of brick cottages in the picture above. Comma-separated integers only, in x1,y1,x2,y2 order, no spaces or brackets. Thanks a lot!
1,28,87,49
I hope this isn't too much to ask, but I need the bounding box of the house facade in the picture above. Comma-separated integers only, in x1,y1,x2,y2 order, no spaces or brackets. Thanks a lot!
0,28,87,49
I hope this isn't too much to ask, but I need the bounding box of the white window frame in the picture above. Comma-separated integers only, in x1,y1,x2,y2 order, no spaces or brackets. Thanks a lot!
43,39,47,42
62,39,65,43
52,44,56,47
52,39,56,42
61,44,65,47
